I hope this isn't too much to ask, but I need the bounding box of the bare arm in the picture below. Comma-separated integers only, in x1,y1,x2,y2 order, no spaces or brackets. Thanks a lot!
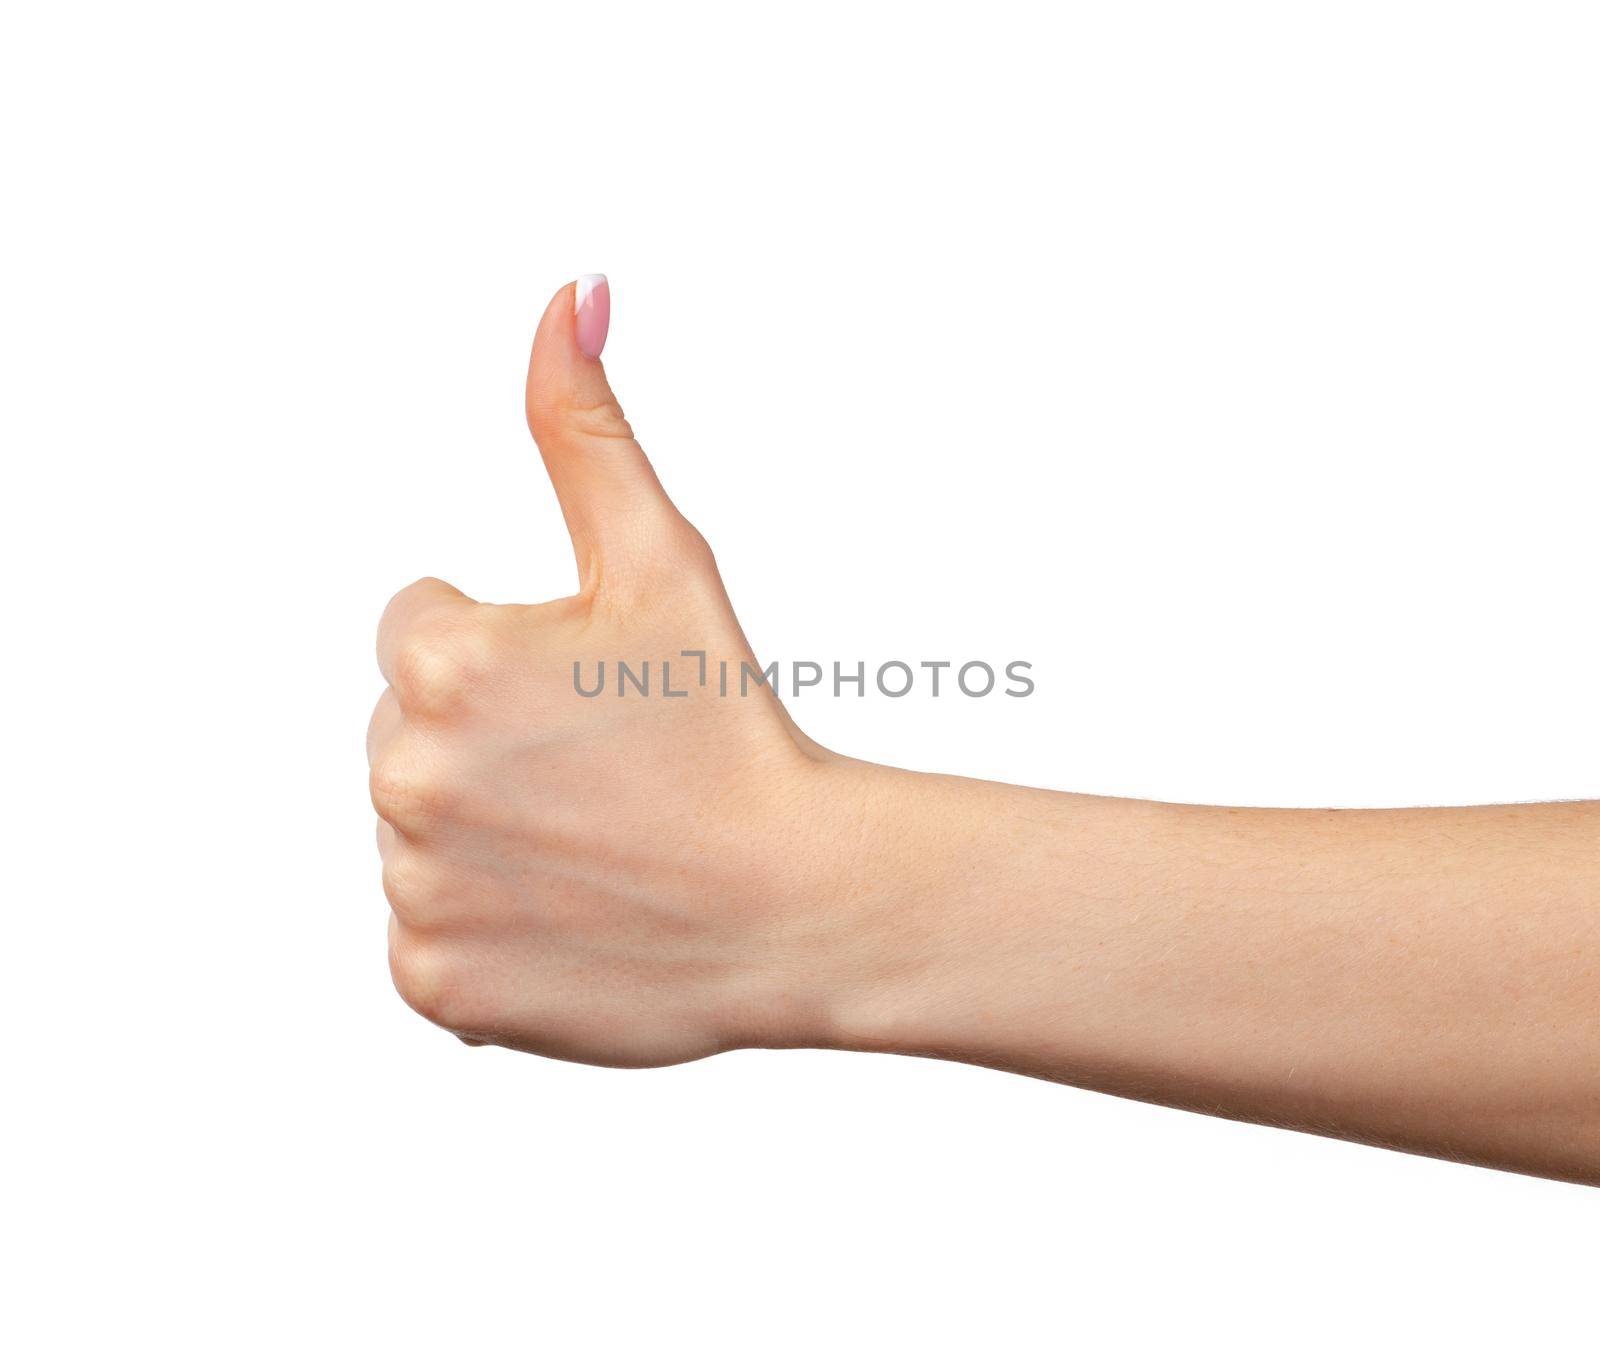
368,278,1600,1185
818,773,1600,1182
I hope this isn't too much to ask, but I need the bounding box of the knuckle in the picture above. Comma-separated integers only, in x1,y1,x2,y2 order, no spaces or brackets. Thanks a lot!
381,850,445,928
665,516,714,570
368,754,454,832
390,615,502,719
388,576,467,619
631,515,715,593
567,399,636,443
391,634,472,717
389,933,472,1030
672,518,716,573
364,697,392,764
528,386,636,448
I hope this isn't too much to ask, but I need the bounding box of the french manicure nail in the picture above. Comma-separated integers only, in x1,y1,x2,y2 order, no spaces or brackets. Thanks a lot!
574,273,610,359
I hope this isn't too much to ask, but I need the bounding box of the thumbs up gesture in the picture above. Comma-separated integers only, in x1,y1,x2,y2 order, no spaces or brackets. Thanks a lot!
369,279,869,1064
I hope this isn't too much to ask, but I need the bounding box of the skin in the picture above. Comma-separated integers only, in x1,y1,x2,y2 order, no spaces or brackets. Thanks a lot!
368,283,1600,1185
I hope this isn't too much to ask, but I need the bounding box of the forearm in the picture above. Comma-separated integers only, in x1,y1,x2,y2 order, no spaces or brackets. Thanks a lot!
811,767,1600,1183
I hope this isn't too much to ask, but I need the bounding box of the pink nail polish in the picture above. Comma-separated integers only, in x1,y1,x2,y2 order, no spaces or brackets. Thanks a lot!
574,274,610,359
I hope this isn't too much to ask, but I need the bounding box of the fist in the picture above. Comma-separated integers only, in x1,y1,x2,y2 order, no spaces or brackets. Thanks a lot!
367,279,866,1066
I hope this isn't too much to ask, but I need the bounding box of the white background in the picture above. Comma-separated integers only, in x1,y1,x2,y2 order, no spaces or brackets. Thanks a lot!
4,2,1597,1343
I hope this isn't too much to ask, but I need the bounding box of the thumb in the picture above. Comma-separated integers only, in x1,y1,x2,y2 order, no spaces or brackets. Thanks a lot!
525,276,683,595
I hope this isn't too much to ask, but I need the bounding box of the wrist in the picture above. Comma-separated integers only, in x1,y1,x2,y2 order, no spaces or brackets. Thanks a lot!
722,757,920,1053
776,768,1172,1073
752,760,999,1058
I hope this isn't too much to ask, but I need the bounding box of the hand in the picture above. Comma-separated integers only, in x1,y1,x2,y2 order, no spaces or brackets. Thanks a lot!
367,278,871,1065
